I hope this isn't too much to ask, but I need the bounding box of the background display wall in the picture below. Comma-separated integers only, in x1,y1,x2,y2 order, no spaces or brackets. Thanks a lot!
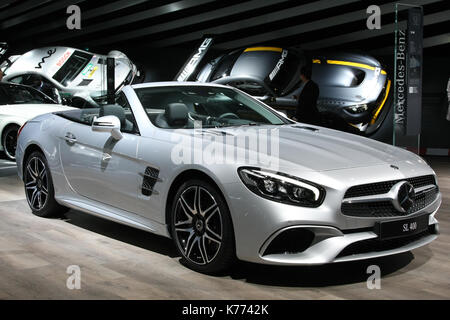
1,0,449,148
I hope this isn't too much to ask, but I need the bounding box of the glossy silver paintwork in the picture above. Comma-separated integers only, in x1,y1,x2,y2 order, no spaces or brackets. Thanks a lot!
16,82,440,265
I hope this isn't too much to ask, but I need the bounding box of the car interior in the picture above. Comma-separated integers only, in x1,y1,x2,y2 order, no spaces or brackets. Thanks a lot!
56,86,285,132
136,86,284,129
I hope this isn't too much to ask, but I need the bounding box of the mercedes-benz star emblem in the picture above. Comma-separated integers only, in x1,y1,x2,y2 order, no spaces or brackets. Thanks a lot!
391,181,415,213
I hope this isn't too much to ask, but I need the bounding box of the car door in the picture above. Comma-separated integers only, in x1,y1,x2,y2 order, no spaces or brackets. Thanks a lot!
58,104,141,213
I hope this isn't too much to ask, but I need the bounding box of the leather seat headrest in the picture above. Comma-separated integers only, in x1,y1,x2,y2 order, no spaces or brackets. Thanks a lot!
100,104,126,127
165,103,188,127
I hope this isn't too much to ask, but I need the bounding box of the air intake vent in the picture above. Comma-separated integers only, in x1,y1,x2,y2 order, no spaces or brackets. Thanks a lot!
141,167,160,196
263,228,315,256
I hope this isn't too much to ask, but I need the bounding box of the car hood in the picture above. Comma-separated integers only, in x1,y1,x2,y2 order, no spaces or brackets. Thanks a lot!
190,124,417,172
1,104,74,119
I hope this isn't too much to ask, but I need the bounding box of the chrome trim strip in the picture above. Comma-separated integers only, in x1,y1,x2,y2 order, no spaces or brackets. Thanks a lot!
333,233,437,263
138,171,162,182
259,225,343,256
415,184,437,194
141,184,159,195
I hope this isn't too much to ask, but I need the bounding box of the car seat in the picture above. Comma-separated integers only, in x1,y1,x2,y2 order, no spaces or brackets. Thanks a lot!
100,104,135,133
155,103,189,128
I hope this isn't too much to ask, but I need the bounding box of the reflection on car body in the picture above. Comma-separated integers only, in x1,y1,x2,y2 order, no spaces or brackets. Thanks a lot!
15,82,440,274
192,45,392,135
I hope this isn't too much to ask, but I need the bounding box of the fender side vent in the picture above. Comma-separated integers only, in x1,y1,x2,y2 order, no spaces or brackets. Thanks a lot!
141,167,160,196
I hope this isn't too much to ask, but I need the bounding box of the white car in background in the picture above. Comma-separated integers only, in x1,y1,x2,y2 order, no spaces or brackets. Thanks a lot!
1,46,141,107
0,82,73,160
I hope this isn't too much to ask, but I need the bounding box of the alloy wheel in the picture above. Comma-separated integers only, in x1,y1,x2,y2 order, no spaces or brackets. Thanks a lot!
25,157,49,211
173,186,223,265
3,127,18,160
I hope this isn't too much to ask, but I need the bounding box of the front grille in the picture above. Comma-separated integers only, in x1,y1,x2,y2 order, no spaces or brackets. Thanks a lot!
344,175,436,198
341,187,438,217
336,227,435,258
341,175,438,217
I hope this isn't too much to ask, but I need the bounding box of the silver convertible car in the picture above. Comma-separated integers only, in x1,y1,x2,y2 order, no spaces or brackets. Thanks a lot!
16,82,440,274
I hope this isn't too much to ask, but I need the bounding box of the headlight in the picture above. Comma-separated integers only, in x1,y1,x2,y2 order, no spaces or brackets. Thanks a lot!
238,167,325,207
345,104,368,114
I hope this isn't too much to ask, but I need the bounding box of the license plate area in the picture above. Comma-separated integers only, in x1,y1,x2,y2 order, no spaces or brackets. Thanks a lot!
375,214,430,240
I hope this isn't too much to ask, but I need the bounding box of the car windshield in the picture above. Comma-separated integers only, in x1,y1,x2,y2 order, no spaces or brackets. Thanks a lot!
1,84,56,105
135,85,288,129
52,50,93,86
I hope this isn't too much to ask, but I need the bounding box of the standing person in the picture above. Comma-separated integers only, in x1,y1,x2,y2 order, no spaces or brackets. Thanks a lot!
293,66,320,125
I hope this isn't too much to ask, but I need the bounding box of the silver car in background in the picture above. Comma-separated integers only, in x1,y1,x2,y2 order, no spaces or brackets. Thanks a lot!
195,46,391,135
16,82,440,274
1,46,140,107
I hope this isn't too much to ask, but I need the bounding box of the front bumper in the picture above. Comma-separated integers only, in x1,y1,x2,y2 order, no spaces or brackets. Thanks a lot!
258,212,439,265
224,164,441,265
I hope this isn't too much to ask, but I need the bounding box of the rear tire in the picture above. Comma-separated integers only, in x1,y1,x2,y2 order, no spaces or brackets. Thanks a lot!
2,125,19,161
24,151,68,217
170,179,235,274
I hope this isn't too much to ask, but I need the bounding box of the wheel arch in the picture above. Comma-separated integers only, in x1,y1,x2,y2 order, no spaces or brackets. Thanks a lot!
1,122,21,143
165,169,233,232
1,122,21,157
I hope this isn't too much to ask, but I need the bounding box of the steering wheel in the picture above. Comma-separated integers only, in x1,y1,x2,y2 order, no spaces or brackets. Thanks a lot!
218,112,239,120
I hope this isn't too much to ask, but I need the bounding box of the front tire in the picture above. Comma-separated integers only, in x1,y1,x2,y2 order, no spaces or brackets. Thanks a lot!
24,151,68,217
170,179,235,274
2,125,19,161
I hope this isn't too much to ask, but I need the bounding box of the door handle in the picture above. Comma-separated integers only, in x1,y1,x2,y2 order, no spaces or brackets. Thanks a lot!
64,132,77,143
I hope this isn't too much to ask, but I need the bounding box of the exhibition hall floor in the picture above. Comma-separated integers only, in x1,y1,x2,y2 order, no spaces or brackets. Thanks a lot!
0,156,448,299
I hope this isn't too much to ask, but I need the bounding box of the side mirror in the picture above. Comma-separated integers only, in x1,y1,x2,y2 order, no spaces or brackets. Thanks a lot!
92,115,123,140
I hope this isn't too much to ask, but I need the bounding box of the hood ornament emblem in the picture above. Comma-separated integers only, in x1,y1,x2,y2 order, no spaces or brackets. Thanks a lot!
390,181,415,213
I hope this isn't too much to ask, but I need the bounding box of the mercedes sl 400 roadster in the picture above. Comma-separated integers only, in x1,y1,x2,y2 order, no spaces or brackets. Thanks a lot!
16,82,440,274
